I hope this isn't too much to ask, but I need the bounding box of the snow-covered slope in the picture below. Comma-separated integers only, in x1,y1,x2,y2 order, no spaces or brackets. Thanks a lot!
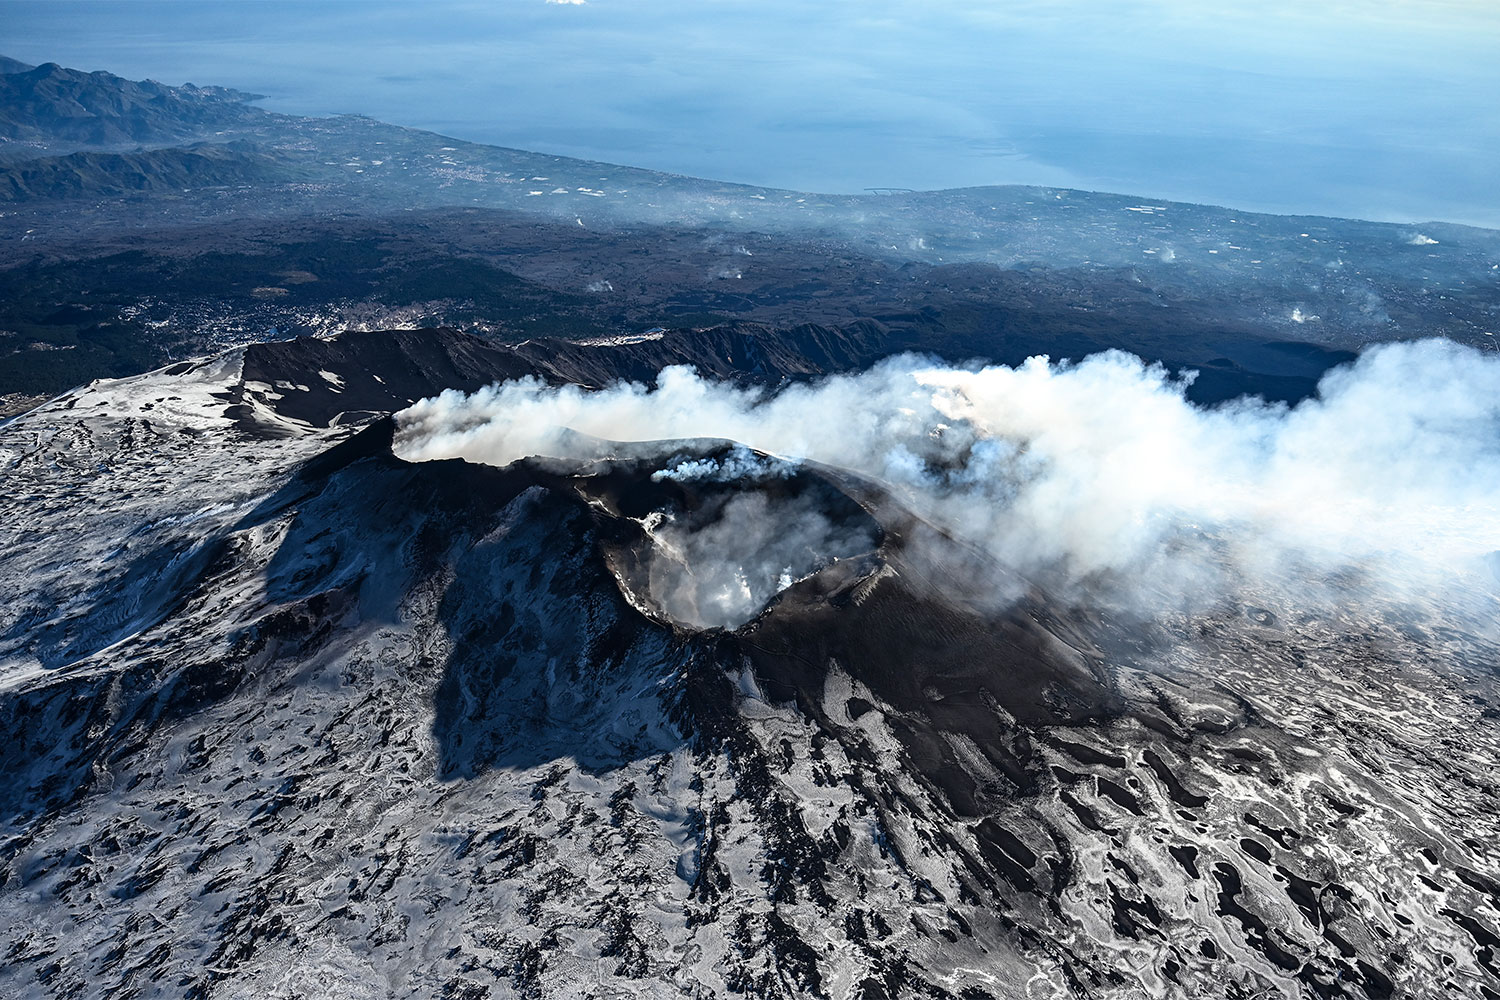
2,337,1499,1000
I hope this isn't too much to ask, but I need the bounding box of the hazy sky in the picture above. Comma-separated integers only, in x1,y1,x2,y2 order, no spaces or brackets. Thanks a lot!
4,0,1497,226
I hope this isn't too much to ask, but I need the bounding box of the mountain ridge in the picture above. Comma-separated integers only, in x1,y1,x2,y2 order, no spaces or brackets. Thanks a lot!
0,58,262,148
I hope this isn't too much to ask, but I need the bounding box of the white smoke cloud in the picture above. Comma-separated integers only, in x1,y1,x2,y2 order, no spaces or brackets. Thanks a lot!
394,339,1500,620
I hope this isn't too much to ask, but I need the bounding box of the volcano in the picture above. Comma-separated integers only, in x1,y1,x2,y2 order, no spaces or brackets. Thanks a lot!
2,330,1498,1000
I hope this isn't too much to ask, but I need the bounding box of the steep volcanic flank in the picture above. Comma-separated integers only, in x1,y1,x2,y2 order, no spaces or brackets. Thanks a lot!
2,337,1499,1000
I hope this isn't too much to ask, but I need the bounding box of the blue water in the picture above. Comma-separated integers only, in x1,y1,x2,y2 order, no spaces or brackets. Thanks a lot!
5,0,1498,227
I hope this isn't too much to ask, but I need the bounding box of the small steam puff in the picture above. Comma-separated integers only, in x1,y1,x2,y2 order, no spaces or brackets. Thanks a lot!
395,340,1500,617
651,444,797,484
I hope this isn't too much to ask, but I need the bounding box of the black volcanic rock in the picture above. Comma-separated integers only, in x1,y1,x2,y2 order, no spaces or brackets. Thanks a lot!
234,324,895,430
238,327,542,427
511,320,891,388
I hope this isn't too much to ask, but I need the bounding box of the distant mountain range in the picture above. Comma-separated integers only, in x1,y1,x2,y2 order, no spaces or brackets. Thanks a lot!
0,58,261,148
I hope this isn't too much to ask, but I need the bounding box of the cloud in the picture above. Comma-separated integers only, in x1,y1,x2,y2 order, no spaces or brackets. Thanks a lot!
395,340,1500,622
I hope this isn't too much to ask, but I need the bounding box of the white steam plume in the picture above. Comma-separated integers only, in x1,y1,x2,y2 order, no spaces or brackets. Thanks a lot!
394,339,1500,618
